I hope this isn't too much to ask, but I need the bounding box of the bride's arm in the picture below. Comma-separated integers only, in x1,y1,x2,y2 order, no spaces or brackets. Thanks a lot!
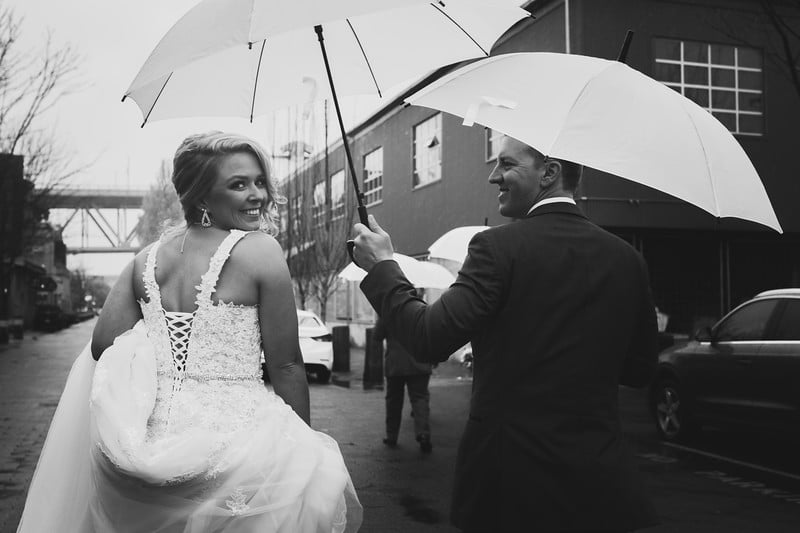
91,259,143,360
247,233,311,424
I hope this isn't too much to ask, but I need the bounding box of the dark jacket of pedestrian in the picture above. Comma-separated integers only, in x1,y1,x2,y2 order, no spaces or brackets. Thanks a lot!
374,318,431,377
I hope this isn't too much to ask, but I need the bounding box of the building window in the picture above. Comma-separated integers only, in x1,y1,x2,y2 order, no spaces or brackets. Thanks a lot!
312,181,325,228
331,170,345,222
486,128,501,161
412,113,442,188
653,37,763,136
290,193,302,234
363,147,383,206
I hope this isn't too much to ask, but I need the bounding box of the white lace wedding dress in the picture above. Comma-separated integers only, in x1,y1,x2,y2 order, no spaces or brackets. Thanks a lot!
18,230,362,532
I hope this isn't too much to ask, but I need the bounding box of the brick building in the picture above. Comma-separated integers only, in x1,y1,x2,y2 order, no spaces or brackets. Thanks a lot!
282,0,800,338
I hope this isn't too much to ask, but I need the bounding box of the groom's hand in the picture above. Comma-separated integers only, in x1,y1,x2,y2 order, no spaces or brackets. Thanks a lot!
352,215,394,272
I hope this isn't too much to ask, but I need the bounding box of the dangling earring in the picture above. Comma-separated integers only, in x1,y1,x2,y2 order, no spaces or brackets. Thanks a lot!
201,208,212,228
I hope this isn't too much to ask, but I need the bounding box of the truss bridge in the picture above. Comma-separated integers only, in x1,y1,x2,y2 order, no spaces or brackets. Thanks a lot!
43,187,146,254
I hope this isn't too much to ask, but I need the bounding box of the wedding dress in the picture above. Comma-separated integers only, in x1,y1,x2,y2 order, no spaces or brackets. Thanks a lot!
18,230,362,532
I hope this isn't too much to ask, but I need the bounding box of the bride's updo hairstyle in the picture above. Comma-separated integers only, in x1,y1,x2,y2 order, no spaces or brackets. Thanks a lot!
171,131,285,235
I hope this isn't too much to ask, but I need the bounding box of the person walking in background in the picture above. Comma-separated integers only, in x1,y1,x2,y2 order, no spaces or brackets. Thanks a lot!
352,134,659,533
374,313,433,453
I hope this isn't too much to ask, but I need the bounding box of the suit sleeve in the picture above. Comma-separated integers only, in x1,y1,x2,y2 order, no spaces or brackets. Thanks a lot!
372,318,386,343
619,253,659,388
360,231,506,363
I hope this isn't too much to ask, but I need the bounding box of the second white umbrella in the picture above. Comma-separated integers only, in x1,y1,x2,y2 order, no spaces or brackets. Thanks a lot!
338,253,455,290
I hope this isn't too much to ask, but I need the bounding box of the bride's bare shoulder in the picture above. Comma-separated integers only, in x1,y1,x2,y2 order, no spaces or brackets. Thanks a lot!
233,232,287,275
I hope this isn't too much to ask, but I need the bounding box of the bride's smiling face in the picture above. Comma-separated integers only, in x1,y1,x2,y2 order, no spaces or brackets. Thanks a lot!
201,152,269,231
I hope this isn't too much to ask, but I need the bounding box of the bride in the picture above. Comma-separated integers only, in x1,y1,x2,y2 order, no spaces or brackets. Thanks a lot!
17,131,362,532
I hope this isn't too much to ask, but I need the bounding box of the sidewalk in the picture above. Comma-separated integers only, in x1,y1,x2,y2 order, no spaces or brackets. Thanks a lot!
0,320,95,533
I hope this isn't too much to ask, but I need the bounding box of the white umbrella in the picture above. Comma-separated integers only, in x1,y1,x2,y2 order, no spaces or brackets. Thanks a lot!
338,253,455,289
428,225,490,263
124,0,529,228
124,0,529,124
406,52,782,233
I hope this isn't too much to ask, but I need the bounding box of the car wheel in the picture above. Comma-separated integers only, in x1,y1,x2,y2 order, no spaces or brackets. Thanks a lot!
652,378,696,442
315,367,331,384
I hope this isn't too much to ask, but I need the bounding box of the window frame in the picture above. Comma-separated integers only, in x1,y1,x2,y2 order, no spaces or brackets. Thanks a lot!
485,127,501,162
330,169,346,222
411,113,443,190
362,146,384,207
653,37,764,137
311,181,326,229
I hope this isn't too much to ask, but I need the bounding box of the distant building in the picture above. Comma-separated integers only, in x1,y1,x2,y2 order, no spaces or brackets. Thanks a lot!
282,0,800,336
0,154,74,330
25,223,73,316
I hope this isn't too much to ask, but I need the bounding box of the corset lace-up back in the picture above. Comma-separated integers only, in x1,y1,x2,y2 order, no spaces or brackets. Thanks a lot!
139,230,272,443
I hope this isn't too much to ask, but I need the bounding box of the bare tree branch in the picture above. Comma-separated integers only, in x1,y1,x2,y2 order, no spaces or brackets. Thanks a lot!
711,2,800,102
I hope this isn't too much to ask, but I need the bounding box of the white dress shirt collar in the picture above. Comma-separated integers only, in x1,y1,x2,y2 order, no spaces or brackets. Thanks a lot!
526,196,576,216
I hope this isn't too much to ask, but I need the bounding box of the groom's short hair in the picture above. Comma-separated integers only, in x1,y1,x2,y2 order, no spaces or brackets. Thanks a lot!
525,145,583,192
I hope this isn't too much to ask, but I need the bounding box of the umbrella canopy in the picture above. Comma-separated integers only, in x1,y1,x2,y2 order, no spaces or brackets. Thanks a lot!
124,0,529,124
428,225,490,263
338,253,455,289
406,52,782,233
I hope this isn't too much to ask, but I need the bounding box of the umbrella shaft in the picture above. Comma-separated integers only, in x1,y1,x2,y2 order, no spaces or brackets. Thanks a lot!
314,25,368,226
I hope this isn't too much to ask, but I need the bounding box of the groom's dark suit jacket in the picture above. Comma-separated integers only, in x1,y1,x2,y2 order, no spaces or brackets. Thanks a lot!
361,203,659,532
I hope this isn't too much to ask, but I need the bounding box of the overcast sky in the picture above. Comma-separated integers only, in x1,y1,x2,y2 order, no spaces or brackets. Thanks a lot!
10,0,525,275
8,0,389,275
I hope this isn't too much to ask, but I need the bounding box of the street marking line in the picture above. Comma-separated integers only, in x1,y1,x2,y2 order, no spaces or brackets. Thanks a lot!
664,442,800,483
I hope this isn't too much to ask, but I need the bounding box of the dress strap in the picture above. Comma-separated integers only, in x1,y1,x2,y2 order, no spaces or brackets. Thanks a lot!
143,240,163,307
195,230,251,306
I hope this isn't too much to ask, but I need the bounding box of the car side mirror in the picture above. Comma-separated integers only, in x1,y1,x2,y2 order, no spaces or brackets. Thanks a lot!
694,326,713,342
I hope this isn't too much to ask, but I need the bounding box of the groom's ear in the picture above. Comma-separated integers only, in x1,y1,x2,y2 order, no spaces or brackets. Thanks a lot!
540,158,562,188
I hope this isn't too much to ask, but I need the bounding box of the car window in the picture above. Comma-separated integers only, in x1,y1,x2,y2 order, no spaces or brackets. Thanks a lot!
715,299,778,341
298,316,321,328
771,300,800,341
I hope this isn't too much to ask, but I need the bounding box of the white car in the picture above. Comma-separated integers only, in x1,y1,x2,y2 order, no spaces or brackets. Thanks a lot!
297,309,334,383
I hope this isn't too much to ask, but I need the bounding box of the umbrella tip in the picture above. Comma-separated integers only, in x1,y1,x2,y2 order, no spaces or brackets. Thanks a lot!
121,94,127,103
616,30,635,63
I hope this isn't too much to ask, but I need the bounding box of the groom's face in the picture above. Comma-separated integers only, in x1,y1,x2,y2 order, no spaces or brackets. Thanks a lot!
488,136,545,218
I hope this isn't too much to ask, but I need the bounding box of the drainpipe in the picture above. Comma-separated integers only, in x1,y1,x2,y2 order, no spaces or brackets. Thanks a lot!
565,0,571,54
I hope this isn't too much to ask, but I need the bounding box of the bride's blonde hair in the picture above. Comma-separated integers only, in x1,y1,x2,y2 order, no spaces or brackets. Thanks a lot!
170,131,285,235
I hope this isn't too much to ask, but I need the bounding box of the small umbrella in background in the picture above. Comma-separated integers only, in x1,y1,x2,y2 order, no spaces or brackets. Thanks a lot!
123,0,530,226
405,51,782,233
428,225,491,264
338,253,455,289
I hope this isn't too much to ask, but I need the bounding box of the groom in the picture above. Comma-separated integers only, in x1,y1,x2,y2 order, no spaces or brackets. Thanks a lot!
352,135,660,532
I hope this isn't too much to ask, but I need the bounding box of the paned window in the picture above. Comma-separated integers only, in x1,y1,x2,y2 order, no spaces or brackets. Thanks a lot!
290,194,303,234
363,147,383,206
653,38,764,135
486,128,501,161
412,113,442,188
312,181,325,228
331,170,345,222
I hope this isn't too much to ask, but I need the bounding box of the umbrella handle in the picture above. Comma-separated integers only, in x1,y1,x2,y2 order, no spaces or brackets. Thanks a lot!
346,205,370,268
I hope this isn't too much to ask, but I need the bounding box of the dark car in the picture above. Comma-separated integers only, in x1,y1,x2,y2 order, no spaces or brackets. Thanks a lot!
650,288,800,441
33,304,68,332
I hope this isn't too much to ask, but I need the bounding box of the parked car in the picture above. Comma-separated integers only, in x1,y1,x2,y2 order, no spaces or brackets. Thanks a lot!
33,304,68,332
297,309,334,383
650,288,800,441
